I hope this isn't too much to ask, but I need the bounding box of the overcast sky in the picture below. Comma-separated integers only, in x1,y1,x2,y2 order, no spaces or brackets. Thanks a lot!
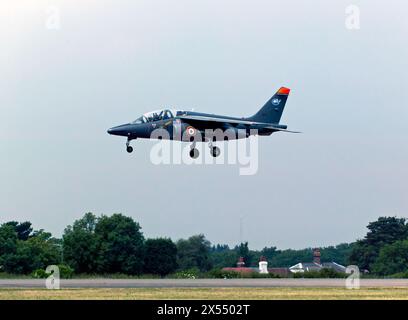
1,0,407,249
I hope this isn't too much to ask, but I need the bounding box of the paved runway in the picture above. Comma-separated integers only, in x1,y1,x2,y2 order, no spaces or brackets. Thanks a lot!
1,278,408,289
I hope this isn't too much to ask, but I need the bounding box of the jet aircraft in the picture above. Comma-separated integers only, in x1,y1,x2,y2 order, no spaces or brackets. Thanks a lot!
107,87,298,158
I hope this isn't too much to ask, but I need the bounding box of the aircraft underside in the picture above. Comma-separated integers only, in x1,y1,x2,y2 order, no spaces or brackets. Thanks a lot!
108,86,296,158
124,123,274,158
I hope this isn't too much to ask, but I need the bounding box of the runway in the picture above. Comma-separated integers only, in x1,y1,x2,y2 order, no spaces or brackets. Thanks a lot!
1,278,408,289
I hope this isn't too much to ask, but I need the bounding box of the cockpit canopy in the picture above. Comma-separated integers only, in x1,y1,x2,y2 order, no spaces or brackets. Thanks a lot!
132,109,179,124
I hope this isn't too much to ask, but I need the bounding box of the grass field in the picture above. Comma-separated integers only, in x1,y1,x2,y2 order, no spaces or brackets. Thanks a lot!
1,287,408,300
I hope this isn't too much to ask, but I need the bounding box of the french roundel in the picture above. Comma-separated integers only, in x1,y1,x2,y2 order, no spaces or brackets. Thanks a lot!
186,126,196,136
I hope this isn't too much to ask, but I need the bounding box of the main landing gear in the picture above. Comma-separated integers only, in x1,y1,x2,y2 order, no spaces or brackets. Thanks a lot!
126,139,133,153
208,141,220,158
189,141,199,159
188,141,221,158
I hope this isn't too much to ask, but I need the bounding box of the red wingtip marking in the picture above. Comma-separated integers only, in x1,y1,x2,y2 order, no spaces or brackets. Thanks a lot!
278,87,290,95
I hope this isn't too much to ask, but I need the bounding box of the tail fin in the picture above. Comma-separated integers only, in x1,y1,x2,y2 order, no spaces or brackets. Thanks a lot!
247,87,290,124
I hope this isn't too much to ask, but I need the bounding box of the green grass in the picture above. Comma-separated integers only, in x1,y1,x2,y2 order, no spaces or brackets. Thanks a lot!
1,287,408,300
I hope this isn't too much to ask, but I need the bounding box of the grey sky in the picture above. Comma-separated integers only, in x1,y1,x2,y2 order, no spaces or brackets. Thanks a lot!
1,0,407,249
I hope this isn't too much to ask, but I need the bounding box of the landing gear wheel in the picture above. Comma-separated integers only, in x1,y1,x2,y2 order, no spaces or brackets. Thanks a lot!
211,146,221,157
189,148,199,159
126,146,133,153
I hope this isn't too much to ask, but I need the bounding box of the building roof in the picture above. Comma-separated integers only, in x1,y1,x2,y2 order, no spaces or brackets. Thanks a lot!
322,262,346,273
290,262,322,272
289,261,346,273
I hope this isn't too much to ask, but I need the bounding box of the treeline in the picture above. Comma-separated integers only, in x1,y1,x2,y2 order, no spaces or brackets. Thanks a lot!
0,214,407,277
0,213,214,276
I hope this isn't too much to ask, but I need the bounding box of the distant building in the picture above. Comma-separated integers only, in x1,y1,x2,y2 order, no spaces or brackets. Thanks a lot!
222,249,345,277
289,248,346,273
222,256,290,277
259,256,268,274
321,262,347,273
289,262,322,273
222,256,257,273
236,257,245,268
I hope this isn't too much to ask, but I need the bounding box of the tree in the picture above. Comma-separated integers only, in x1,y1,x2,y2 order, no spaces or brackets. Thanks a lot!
320,243,354,266
269,248,312,267
3,231,61,274
26,230,61,268
177,234,212,272
260,246,278,261
365,217,408,246
349,217,408,270
0,224,18,272
210,244,238,268
144,238,177,276
0,222,61,274
5,221,33,241
0,224,18,257
348,241,377,270
372,240,408,275
236,242,252,266
211,244,230,253
95,213,145,274
62,212,99,273
63,213,145,275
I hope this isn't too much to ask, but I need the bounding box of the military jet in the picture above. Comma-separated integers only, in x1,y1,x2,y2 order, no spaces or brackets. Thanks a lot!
107,87,298,158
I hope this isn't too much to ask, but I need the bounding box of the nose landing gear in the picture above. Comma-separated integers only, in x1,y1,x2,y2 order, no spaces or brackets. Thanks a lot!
126,139,133,153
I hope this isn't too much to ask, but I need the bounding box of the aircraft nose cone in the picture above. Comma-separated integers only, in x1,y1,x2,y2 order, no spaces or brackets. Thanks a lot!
107,126,122,136
107,124,132,137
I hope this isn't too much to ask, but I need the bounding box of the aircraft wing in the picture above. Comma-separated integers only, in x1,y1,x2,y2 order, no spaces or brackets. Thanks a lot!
177,115,300,133
177,115,259,126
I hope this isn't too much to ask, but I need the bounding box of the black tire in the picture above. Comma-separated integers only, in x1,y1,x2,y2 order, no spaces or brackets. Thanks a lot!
211,146,221,157
189,148,199,159
126,146,133,153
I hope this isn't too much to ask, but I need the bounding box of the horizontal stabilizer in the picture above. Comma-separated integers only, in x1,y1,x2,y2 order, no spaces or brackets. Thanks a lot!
265,126,301,133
